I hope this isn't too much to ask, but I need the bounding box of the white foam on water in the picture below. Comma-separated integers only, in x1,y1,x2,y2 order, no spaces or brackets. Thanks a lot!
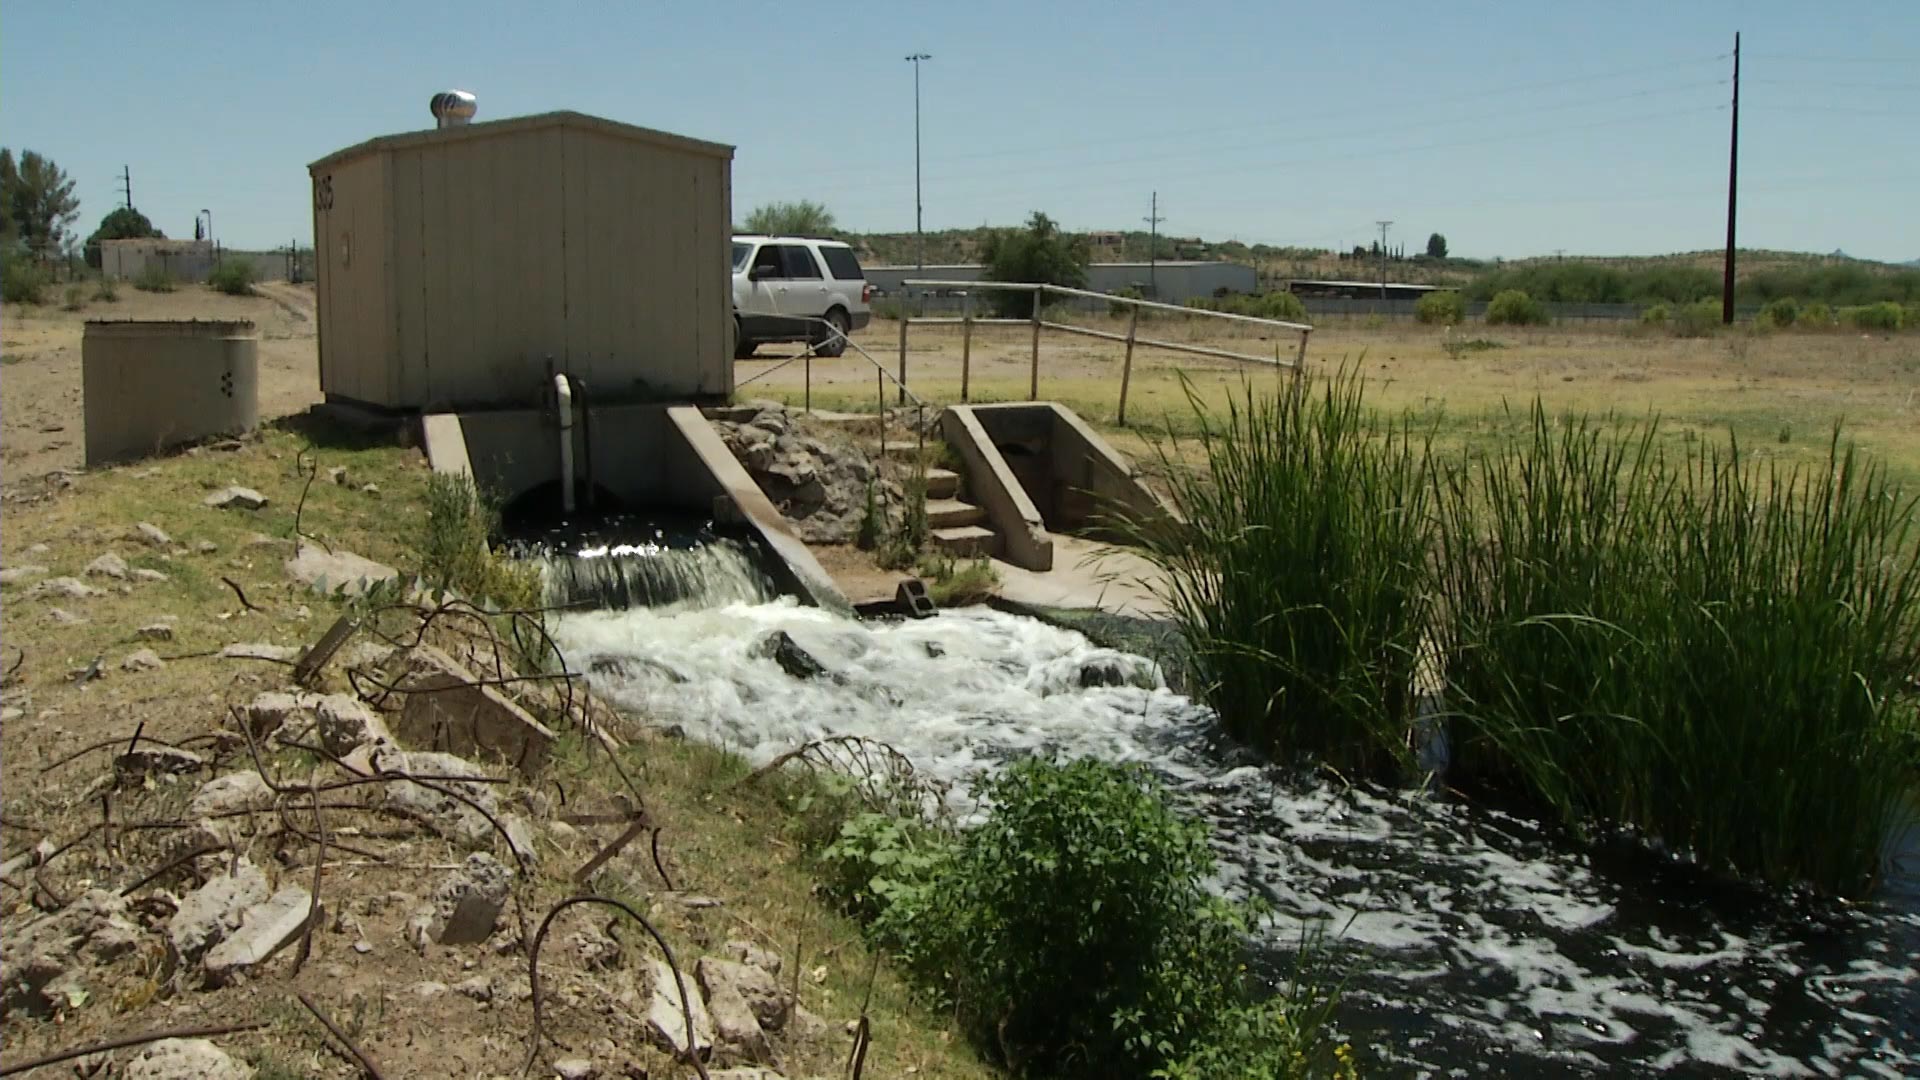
552,600,1920,1075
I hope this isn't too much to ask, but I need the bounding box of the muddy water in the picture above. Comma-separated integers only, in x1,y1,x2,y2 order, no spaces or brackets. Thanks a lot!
553,599,1919,1076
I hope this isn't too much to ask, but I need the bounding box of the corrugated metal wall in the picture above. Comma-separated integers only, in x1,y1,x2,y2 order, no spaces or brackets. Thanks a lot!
312,114,731,412
312,153,393,405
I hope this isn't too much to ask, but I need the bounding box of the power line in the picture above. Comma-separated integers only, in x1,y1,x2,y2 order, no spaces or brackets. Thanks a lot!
1745,53,1916,65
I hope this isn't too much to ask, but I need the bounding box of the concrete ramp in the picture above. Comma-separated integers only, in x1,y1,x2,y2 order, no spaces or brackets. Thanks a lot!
421,404,847,610
939,403,1177,572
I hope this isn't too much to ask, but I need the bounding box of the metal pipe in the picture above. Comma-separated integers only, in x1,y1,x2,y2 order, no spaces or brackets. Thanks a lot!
574,378,596,509
553,373,575,515
1029,286,1042,401
960,292,973,403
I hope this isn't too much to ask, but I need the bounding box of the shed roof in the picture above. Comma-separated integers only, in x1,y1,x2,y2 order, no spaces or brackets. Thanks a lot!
309,110,734,173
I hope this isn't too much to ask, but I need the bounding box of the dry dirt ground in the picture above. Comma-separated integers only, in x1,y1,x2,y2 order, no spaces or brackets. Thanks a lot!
2,283,322,487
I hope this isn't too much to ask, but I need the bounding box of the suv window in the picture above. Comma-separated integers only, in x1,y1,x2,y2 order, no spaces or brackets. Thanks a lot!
731,242,752,271
750,245,783,278
780,245,822,280
820,246,864,280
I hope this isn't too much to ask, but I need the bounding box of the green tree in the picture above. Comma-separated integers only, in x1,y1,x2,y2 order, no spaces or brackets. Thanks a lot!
743,200,837,238
84,207,164,269
980,211,1089,317
1426,232,1448,259
0,149,80,263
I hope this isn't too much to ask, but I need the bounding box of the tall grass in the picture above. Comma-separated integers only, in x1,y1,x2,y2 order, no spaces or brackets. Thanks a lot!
417,472,541,609
1434,408,1920,893
1121,372,1434,776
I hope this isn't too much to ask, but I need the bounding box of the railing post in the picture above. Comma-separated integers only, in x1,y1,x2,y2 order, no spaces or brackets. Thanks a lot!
897,317,909,406
960,292,974,404
1293,328,1311,387
878,367,886,461
804,348,812,414
1117,304,1139,426
1029,285,1043,401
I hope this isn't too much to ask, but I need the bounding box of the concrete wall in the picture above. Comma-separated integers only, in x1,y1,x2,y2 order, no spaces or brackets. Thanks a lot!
83,320,258,465
952,402,1175,545
311,111,735,413
940,406,1053,571
101,240,215,282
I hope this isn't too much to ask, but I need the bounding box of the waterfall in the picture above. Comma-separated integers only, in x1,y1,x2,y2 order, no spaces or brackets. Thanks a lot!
532,537,776,611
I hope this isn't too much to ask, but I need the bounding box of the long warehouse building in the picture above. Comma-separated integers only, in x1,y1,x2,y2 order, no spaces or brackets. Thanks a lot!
863,260,1256,305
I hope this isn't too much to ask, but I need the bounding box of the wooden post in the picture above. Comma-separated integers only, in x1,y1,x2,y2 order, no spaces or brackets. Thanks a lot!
1117,305,1139,426
897,318,909,406
1293,329,1311,388
960,293,973,403
1029,286,1043,401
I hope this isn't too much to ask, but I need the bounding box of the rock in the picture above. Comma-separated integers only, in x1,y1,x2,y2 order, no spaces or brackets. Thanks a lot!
47,607,86,625
756,631,825,680
644,956,716,1060
699,961,776,1064
26,542,50,555
170,861,271,962
29,576,102,600
136,621,176,641
221,642,299,662
328,465,350,486
116,744,205,781
134,522,172,547
244,689,323,739
284,545,399,598
195,540,219,554
205,486,268,511
553,1059,597,1080
410,979,450,999
422,853,512,945
706,1070,786,1080
700,956,790,1032
368,749,535,861
1,889,144,1015
124,1038,255,1080
203,885,315,984
189,772,276,817
455,975,494,1001
360,483,381,496
132,567,170,583
85,552,130,579
121,648,166,672
313,694,394,756
391,645,554,775
0,565,47,585
244,532,290,550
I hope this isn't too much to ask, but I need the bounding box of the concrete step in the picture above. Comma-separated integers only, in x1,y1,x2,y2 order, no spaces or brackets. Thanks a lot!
924,467,960,499
931,525,997,558
926,498,987,529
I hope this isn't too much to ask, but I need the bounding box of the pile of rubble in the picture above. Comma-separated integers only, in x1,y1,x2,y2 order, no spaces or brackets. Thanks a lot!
709,404,902,544
0,603,833,1078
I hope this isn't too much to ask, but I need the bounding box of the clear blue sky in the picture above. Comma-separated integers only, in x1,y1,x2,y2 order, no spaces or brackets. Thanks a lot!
3,1,1914,261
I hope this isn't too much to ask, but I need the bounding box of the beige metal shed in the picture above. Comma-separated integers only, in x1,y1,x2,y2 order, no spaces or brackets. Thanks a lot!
308,110,734,412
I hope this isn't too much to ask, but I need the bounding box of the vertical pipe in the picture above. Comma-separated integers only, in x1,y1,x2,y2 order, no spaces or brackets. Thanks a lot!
960,293,973,403
878,368,887,464
1029,286,1043,401
552,373,575,515
1117,305,1139,426
897,317,909,406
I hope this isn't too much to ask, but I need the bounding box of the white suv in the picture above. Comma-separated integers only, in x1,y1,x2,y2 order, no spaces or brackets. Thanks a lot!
731,235,872,358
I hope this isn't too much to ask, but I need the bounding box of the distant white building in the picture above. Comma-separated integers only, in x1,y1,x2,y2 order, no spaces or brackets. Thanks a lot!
864,261,1257,304
100,238,215,282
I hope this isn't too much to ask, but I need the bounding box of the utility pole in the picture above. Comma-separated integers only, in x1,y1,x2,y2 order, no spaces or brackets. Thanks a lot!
1722,31,1740,325
1143,192,1165,296
119,165,132,210
906,53,931,272
1375,220,1393,299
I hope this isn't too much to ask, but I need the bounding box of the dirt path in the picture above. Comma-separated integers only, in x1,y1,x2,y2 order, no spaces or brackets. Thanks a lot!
1,285,322,489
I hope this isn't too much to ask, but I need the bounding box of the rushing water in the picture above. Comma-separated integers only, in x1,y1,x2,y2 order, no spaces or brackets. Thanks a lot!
552,598,1920,1076
512,514,778,611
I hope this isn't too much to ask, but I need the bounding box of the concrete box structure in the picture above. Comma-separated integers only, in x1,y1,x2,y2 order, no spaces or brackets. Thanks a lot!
83,320,258,466
100,239,216,283
308,111,734,412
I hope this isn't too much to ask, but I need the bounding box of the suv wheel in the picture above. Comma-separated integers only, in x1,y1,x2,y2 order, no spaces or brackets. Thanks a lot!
818,308,850,357
733,316,755,360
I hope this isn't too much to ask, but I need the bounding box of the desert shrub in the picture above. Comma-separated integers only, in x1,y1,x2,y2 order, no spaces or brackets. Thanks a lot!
133,264,174,292
91,277,118,302
1758,297,1799,328
1483,289,1548,326
60,284,84,311
416,472,541,609
1841,301,1904,332
819,810,953,930
1433,410,1920,894
1799,301,1833,327
2,258,48,304
916,553,999,606
1414,290,1465,325
871,297,905,321
1157,996,1358,1080
1120,373,1434,777
1186,290,1308,323
207,258,256,296
1109,285,1147,319
1639,303,1670,325
1671,298,1723,337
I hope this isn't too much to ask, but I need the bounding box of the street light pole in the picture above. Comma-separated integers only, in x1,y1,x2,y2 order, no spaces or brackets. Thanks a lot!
1375,220,1393,300
906,53,931,272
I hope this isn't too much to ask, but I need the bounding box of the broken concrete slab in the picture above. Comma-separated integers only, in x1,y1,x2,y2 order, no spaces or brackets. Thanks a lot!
723,938,783,976
28,576,102,600
189,772,277,818
221,642,300,662
136,621,176,641
134,522,172,547
701,966,775,1065
2,889,145,1015
169,861,270,963
0,565,48,585
115,744,206,782
245,689,325,740
423,853,512,945
285,545,400,598
203,885,315,984
85,553,130,579
121,648,166,672
699,956,790,1033
367,749,536,862
204,486,269,511
391,645,554,775
644,956,716,1060
124,1038,255,1080
132,567,170,583
313,693,394,756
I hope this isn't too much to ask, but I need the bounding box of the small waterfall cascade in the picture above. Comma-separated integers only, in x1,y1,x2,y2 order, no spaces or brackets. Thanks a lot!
511,514,778,612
